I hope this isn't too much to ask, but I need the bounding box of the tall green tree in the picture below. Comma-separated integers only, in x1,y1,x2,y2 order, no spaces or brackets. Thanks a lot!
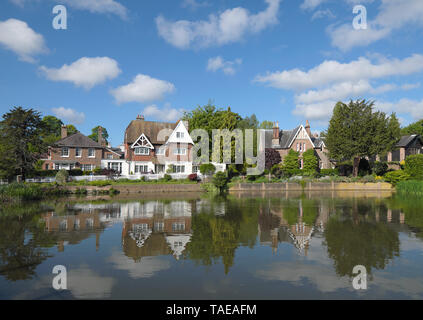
259,120,274,129
88,126,109,143
0,107,47,179
66,124,78,136
303,149,318,175
325,100,401,177
283,149,300,171
40,115,63,145
401,119,423,136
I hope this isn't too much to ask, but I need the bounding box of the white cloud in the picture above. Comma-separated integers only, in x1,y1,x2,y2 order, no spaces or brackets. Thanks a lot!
60,0,128,20
68,266,116,299
156,0,281,49
181,0,209,10
311,9,335,20
111,74,176,104
377,98,423,120
0,18,47,63
401,83,420,90
328,0,423,51
207,56,242,75
40,57,121,89
52,107,86,125
142,104,184,122
300,0,328,11
255,54,423,91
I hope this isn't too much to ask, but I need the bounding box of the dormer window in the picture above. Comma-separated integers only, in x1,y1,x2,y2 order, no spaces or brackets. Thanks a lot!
176,132,184,139
135,147,150,155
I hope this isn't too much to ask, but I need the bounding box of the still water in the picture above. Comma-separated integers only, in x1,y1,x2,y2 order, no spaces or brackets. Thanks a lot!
1,191,422,300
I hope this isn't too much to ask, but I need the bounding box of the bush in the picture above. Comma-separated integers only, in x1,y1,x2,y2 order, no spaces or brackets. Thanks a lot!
88,180,111,187
361,175,376,183
336,161,353,176
303,149,318,175
384,170,411,185
188,173,198,182
271,164,284,179
373,161,388,176
396,180,423,196
55,170,69,185
212,171,229,194
200,163,216,176
320,168,339,176
163,174,172,182
404,154,423,180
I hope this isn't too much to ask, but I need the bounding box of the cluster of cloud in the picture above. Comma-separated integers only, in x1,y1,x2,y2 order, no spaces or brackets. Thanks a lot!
10,0,128,20
328,0,423,51
110,74,176,104
207,56,242,75
52,106,86,125
142,103,185,122
0,18,47,62
255,54,423,123
40,57,121,89
156,0,281,49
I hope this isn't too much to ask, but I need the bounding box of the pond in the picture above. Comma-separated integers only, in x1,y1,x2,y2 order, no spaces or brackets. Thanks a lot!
0,191,422,300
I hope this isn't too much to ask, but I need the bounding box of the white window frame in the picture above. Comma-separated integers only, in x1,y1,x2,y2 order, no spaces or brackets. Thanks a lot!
75,147,82,158
61,147,69,158
156,147,165,155
135,147,150,155
173,148,187,155
88,148,95,158
176,132,184,139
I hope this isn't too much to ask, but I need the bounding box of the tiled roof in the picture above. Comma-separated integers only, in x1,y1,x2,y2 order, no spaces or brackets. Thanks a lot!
54,132,103,148
396,135,420,147
125,119,177,145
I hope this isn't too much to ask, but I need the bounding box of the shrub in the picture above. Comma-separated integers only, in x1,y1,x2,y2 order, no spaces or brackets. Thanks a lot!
384,170,411,185
373,161,388,176
188,173,198,182
88,180,111,187
200,163,216,176
336,161,353,176
271,164,284,179
69,169,83,176
303,149,318,175
212,171,229,194
361,175,376,183
320,168,339,176
404,154,423,180
55,170,69,185
166,165,174,174
265,148,282,170
163,174,172,182
283,149,300,171
396,180,423,196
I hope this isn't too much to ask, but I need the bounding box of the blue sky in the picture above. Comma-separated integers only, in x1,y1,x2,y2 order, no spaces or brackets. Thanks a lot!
0,0,422,146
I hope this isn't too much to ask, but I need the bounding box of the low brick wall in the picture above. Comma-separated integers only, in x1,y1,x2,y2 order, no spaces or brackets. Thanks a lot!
65,183,203,194
230,182,393,192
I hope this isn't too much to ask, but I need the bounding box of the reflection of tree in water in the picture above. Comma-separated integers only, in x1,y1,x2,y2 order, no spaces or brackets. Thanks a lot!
323,205,400,278
388,196,423,239
185,198,258,274
0,205,57,281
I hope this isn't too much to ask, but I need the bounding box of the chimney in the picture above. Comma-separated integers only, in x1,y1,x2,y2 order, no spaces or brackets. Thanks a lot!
272,121,280,146
61,125,67,139
305,120,312,137
98,126,106,146
136,114,145,121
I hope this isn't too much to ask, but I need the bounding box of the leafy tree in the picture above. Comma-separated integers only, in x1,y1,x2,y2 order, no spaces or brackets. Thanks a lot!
200,163,216,176
302,149,318,175
325,100,401,177
260,120,274,129
40,115,63,144
401,119,423,136
212,171,229,194
0,107,47,180
66,124,78,136
265,148,281,170
55,169,69,185
88,126,109,144
237,114,259,130
404,154,423,180
283,149,300,171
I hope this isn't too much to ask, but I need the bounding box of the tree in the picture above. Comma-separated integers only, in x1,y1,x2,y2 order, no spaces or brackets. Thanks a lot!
66,124,78,136
303,149,318,175
212,171,229,194
325,100,401,177
200,163,216,177
40,115,63,144
401,119,423,136
265,148,281,170
0,107,47,180
260,120,274,129
283,149,300,172
88,126,109,143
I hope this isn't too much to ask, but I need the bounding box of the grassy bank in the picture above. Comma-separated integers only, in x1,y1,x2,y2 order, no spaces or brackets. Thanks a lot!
396,180,423,197
67,178,199,187
0,183,70,203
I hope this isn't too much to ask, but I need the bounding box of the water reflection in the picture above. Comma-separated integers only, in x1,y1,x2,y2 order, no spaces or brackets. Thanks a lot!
1,193,423,299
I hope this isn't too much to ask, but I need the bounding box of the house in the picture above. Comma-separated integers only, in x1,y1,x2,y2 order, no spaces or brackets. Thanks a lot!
382,134,423,162
265,120,333,169
123,115,195,175
42,126,122,172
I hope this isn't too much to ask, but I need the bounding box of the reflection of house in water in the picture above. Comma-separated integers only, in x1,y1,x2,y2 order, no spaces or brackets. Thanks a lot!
258,199,330,255
42,211,107,252
119,201,193,261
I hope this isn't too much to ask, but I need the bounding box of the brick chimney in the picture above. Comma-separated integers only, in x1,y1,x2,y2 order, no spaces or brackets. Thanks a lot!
305,120,312,137
98,126,106,146
61,125,67,139
136,114,145,120
272,121,280,146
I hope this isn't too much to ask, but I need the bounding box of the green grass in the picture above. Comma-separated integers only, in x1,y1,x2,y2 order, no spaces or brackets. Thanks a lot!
0,183,70,203
67,178,198,187
396,180,423,196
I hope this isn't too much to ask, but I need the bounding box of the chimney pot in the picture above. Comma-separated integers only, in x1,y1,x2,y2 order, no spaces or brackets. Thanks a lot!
61,125,67,139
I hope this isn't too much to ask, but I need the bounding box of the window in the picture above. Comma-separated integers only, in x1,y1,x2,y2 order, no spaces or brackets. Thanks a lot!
135,165,148,173
135,147,150,155
296,143,299,152
88,148,95,158
61,147,69,157
176,132,184,139
109,162,121,172
156,147,165,155
107,154,113,160
55,164,60,170
192,166,199,173
303,143,306,152
75,148,82,157
172,222,185,232
173,148,187,155
155,222,164,232
172,165,185,173
82,164,92,171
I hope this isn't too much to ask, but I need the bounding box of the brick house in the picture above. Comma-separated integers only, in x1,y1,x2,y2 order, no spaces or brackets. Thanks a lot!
265,120,333,169
124,115,195,175
42,126,122,172
381,134,423,162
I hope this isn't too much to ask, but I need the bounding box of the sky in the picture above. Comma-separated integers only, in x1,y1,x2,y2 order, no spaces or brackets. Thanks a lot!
0,0,422,146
